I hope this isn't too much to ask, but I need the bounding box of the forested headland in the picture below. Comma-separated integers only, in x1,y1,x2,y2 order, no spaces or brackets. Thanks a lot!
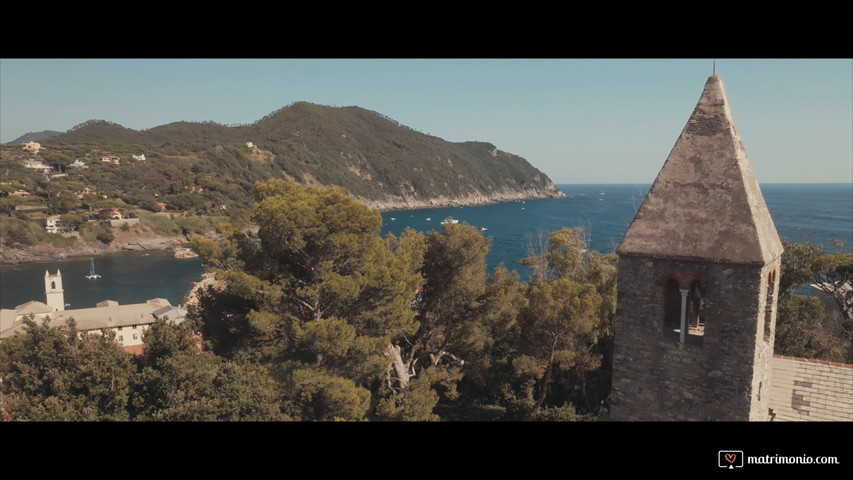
1,102,564,264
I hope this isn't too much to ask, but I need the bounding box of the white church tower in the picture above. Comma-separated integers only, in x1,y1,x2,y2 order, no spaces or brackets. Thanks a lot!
45,269,65,311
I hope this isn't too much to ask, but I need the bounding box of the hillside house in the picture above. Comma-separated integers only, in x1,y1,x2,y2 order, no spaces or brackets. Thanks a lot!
22,142,42,153
132,154,146,161
45,215,76,234
75,187,95,198
101,156,121,165
69,159,88,168
23,160,51,173
98,207,126,220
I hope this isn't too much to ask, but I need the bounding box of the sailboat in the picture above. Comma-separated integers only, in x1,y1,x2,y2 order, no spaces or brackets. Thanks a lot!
85,258,101,279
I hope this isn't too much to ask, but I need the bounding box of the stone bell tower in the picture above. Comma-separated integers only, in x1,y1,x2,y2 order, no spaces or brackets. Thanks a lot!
45,269,65,312
609,75,784,421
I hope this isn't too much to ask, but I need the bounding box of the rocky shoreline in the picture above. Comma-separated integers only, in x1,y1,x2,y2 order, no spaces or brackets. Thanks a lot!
183,271,225,307
357,186,566,212
1,189,565,266
0,234,189,266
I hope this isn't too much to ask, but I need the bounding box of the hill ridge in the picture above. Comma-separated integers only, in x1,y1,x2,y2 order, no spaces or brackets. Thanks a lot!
11,102,564,213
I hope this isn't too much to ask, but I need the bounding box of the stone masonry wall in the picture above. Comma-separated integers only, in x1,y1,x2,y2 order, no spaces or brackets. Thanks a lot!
610,255,779,421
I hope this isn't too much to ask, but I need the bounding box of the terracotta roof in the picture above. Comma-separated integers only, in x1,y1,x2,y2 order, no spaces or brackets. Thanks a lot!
617,75,783,264
123,344,146,355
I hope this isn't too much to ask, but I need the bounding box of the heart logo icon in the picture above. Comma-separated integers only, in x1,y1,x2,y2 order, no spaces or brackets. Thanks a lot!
725,453,736,464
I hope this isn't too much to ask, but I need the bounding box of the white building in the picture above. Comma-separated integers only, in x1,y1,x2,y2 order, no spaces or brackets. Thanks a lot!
45,215,76,234
22,141,42,153
23,160,51,173
0,269,187,354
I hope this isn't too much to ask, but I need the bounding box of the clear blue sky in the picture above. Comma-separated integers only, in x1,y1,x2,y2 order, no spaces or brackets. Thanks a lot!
1,58,850,184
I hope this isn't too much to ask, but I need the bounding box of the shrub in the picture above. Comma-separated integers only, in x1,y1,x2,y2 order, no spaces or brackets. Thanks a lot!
96,231,115,244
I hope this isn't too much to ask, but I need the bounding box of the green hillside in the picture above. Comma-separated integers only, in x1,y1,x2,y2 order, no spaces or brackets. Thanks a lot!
1,102,564,257
39,102,562,210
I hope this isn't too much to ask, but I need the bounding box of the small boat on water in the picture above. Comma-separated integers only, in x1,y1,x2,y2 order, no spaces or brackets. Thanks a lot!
440,218,459,225
85,258,101,279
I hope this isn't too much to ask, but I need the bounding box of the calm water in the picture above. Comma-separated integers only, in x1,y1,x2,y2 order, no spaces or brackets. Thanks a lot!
1,250,204,310
380,184,649,275
381,183,853,275
2,183,850,309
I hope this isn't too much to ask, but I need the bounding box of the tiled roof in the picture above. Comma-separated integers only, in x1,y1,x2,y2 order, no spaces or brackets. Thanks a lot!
14,300,52,315
770,355,853,421
0,298,182,339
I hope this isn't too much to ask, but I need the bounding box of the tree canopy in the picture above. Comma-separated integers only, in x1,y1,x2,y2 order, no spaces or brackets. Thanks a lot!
0,316,285,421
4,181,845,421
188,182,618,421
775,240,853,363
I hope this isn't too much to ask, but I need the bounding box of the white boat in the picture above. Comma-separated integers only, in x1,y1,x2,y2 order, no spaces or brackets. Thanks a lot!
440,218,459,225
85,258,101,279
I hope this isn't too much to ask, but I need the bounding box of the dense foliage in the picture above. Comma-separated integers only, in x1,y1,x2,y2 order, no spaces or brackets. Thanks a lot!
3,102,560,220
2,180,848,421
187,180,616,421
1,103,562,257
775,240,853,363
0,317,285,421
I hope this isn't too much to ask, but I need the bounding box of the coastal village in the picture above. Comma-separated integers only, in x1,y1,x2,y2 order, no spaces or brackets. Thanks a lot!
1,139,212,265
1,141,212,354
0,75,850,422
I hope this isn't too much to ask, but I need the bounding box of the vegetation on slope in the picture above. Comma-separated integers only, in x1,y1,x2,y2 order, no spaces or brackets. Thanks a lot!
1,181,848,421
39,102,563,212
1,102,563,260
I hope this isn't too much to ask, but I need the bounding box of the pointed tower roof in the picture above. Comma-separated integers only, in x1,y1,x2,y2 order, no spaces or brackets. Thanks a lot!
617,75,783,264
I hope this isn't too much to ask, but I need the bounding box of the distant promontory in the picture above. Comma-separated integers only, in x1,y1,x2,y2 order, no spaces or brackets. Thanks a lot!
28,102,565,211
1,102,564,264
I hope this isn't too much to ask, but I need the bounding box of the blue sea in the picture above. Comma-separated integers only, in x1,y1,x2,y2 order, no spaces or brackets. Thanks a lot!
1,183,851,310
380,183,853,276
